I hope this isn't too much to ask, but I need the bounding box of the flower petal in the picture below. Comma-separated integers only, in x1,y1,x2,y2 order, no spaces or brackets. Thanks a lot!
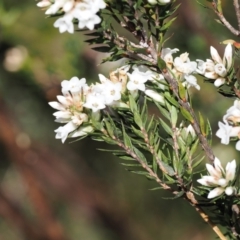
225,159,236,182
207,187,225,199
210,46,222,64
223,44,233,70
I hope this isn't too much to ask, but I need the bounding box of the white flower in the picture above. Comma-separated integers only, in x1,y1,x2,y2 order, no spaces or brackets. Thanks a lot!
61,77,87,94
54,121,78,143
73,1,105,30
42,0,106,33
97,74,122,105
49,76,93,143
197,44,233,87
161,48,179,69
69,125,94,138
173,53,197,75
127,65,153,91
223,99,240,124
84,93,106,112
196,60,206,75
197,157,236,199
53,14,74,33
37,0,51,8
216,121,234,145
183,75,200,90
45,0,66,15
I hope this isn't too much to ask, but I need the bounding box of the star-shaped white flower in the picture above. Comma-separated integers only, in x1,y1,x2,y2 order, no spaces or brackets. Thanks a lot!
197,44,233,87
61,77,87,94
127,65,153,91
197,157,236,199
53,14,74,33
83,93,106,112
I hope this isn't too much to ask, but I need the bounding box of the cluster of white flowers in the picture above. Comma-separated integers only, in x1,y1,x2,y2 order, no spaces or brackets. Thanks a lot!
197,157,236,199
37,0,106,33
216,99,240,150
49,65,166,143
196,44,233,87
161,48,200,90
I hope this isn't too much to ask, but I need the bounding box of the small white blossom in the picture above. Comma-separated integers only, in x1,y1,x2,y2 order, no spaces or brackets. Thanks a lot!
183,75,200,90
127,65,153,91
54,121,78,143
38,0,106,33
84,93,106,112
223,99,240,124
216,100,240,150
49,76,91,143
216,122,234,145
37,0,51,8
61,77,87,94
197,157,236,199
197,44,233,87
53,14,74,33
161,48,179,69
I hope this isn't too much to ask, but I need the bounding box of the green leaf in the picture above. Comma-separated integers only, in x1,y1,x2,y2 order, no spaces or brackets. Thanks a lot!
159,17,177,31
178,82,187,101
163,174,176,184
164,92,179,108
146,115,155,133
161,161,175,176
162,191,184,200
131,126,145,138
159,118,173,135
157,57,167,70
192,156,204,169
104,120,114,138
189,139,200,156
206,119,212,145
102,136,117,145
149,187,162,191
121,163,141,167
170,105,178,127
180,107,194,123
118,155,135,161
133,147,147,164
122,123,133,149
154,103,170,120
91,46,112,53
152,156,158,174
198,112,206,135
129,170,149,176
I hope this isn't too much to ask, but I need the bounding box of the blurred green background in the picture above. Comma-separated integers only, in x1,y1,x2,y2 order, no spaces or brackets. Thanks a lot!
0,0,238,239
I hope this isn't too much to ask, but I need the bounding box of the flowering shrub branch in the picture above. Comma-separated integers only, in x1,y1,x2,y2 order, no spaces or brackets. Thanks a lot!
37,0,240,239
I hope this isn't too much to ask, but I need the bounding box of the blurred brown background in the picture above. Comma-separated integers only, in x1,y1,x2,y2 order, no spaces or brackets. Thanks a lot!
0,0,238,239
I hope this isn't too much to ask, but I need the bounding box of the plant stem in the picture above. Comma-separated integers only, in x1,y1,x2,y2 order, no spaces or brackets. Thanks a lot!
162,71,215,164
194,205,227,240
212,1,240,36
233,0,240,31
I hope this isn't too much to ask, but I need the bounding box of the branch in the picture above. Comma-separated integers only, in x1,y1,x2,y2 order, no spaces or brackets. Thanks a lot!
101,128,178,194
162,71,215,164
233,0,240,31
194,204,227,240
104,29,215,163
212,1,240,36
